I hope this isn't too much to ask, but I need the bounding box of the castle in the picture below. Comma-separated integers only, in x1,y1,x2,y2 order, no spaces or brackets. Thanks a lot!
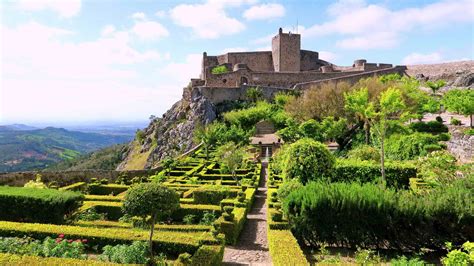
187,28,406,103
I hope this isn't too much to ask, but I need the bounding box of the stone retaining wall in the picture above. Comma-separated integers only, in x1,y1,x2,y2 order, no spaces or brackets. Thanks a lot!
447,128,474,163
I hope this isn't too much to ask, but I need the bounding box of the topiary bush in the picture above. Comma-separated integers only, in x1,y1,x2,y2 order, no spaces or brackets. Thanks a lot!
283,179,473,251
284,138,335,184
409,121,448,134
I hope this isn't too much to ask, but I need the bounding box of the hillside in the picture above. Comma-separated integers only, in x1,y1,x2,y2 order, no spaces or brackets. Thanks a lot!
0,127,132,172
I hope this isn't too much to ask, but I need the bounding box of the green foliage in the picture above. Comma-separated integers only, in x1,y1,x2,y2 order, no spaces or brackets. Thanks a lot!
442,89,474,126
224,101,272,130
199,211,217,226
100,241,149,264
344,87,374,143
334,159,415,188
77,208,107,221
193,185,233,205
197,122,250,147
277,178,303,202
135,129,145,145
267,229,309,266
0,236,86,259
442,241,474,266
215,142,245,180
0,186,83,224
386,132,442,160
284,138,335,184
410,121,448,134
183,214,196,225
416,150,457,185
354,248,382,264
426,79,446,94
283,179,473,250
245,87,263,102
390,256,426,266
211,65,229,74
451,117,462,125
122,183,179,222
347,145,380,162
465,128,474,135
379,73,401,83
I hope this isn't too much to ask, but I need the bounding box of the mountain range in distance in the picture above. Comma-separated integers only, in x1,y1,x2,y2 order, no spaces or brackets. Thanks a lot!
0,122,146,172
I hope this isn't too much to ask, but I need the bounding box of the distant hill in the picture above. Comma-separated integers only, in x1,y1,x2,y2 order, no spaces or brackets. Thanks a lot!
0,127,132,172
0,124,38,131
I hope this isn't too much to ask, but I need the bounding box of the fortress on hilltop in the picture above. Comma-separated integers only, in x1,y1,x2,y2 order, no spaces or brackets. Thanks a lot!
186,28,406,103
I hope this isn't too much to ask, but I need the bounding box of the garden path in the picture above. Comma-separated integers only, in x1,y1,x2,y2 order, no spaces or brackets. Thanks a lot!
222,161,272,265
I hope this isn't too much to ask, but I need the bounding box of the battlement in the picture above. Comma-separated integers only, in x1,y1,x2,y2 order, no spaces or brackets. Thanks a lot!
192,28,404,92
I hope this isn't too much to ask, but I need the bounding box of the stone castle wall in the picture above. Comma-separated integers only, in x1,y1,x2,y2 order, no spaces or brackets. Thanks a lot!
272,30,300,72
190,85,290,104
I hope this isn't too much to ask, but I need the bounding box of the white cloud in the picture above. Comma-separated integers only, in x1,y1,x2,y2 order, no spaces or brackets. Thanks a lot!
243,3,285,20
304,0,474,50
101,25,116,36
221,47,248,53
159,54,203,85
155,10,166,18
318,51,338,62
16,0,81,18
132,21,169,40
170,1,246,39
131,12,147,20
1,21,174,123
402,52,443,65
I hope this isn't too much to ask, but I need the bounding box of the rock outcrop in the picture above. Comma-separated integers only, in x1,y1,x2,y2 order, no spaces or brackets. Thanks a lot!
117,86,216,170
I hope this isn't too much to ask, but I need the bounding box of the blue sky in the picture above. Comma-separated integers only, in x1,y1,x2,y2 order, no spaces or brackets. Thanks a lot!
1,0,473,125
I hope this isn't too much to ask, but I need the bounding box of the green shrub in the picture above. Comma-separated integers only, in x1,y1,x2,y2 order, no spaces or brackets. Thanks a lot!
409,121,448,134
284,138,335,184
0,186,83,224
0,253,114,265
189,244,224,266
77,208,107,221
283,180,473,251
193,185,235,205
100,241,149,264
0,236,86,259
211,65,228,75
437,132,451,141
451,118,461,125
277,178,303,202
333,159,415,188
199,211,217,225
441,241,474,266
23,174,47,189
416,150,457,185
347,145,380,162
88,184,129,196
385,133,441,160
465,128,474,136
183,214,196,225
390,256,426,266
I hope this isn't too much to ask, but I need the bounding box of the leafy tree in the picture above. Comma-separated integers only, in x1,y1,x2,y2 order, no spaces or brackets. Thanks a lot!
284,138,335,184
344,87,374,144
122,183,179,262
442,89,474,127
320,116,347,142
425,80,446,95
370,87,406,186
193,123,213,158
216,142,245,182
379,73,401,84
246,87,263,103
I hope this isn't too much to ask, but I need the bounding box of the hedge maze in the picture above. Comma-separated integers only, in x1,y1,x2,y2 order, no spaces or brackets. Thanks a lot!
0,148,262,265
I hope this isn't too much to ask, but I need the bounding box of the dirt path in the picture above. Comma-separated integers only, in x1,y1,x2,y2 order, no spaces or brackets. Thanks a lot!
222,162,272,266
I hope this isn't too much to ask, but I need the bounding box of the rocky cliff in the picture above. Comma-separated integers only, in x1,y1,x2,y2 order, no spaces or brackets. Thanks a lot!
117,86,216,170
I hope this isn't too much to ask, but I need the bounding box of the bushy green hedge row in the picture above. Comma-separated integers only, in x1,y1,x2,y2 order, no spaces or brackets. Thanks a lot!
284,180,474,251
59,182,87,192
0,221,218,256
80,201,124,220
409,121,448,134
193,186,238,205
88,184,129,196
0,253,118,265
268,230,309,266
188,244,225,266
334,159,416,188
0,186,83,224
215,207,247,245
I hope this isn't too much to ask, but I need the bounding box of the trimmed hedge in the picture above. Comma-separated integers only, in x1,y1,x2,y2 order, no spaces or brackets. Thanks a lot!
80,201,123,220
268,230,309,266
333,159,416,188
59,182,87,192
193,186,238,205
409,121,448,134
88,184,129,195
0,253,119,265
284,180,474,250
85,195,123,202
0,186,83,224
215,207,247,244
77,220,212,232
189,244,225,266
0,221,218,256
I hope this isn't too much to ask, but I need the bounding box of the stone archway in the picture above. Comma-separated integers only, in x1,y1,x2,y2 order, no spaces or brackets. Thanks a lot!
240,76,249,85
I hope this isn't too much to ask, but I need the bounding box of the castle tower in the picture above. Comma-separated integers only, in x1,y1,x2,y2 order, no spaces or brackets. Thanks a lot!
272,28,301,72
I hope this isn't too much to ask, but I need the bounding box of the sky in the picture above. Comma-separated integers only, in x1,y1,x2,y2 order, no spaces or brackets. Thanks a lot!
1,0,473,125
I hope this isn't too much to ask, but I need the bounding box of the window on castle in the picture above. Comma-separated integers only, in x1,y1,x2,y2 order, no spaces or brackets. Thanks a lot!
240,77,248,85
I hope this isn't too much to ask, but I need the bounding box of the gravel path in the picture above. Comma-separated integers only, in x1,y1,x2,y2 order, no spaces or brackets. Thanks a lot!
222,162,272,266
